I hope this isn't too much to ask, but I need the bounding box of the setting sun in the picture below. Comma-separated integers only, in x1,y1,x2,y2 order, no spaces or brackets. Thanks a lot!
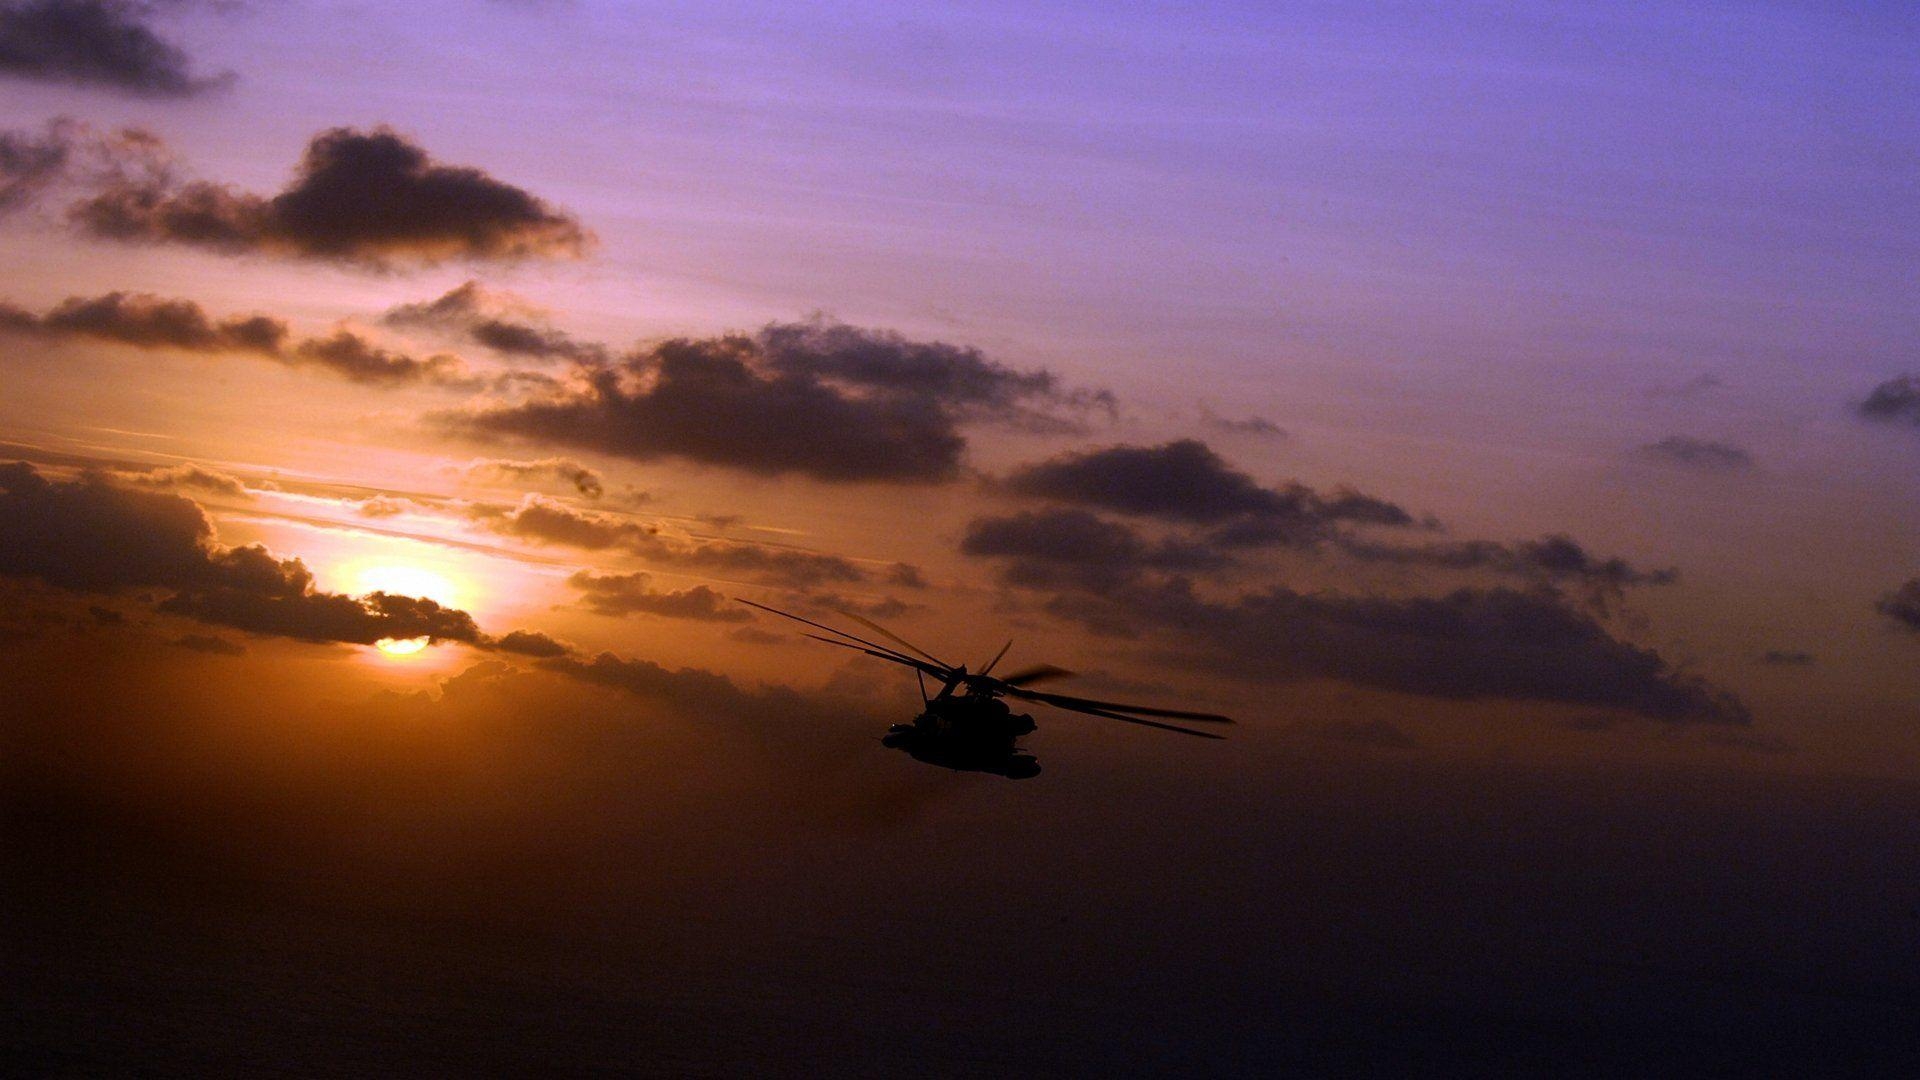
343,563,463,609
375,636,430,657
6,2,1919,1072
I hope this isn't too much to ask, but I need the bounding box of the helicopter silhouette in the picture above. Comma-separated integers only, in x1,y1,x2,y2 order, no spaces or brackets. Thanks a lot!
739,599,1233,779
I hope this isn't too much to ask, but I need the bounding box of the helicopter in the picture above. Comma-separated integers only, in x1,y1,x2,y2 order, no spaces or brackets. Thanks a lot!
738,599,1233,779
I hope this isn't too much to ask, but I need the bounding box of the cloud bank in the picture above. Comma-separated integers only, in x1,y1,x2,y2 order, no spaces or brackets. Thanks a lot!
445,319,1107,483
0,290,482,387
0,0,229,97
71,126,590,267
0,461,556,651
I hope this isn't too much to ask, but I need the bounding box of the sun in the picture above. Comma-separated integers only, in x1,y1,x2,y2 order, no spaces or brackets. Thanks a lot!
336,561,471,661
375,635,431,657
348,563,461,607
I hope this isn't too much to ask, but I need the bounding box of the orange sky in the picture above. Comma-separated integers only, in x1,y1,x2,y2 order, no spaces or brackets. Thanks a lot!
5,4,1920,1072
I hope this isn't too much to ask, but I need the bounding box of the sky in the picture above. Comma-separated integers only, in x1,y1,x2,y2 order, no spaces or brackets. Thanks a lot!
3,2,1919,1074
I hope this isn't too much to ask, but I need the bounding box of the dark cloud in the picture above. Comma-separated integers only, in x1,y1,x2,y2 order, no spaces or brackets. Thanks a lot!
385,282,606,365
1879,579,1920,634
1198,407,1286,440
442,320,1105,483
491,628,572,658
0,462,558,652
0,119,74,212
470,495,867,589
1640,435,1755,473
1858,375,1920,427
458,456,603,498
0,0,230,97
958,493,1739,724
989,441,1669,612
70,126,590,268
757,319,1114,429
537,651,807,719
567,570,749,622
10,290,289,354
1338,534,1677,599
160,587,487,647
0,290,486,387
1056,578,1748,725
960,508,1225,591
0,460,308,595
1001,439,1413,548
1756,650,1815,667
290,329,470,386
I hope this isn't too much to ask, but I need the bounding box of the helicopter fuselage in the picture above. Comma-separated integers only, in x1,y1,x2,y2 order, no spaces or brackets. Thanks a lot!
881,693,1041,779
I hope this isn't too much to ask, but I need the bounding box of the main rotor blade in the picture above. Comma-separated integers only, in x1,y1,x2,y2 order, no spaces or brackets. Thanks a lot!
1003,686,1234,724
1045,700,1225,739
801,634,951,679
833,608,951,670
994,664,1076,688
737,598,946,673
979,639,1013,677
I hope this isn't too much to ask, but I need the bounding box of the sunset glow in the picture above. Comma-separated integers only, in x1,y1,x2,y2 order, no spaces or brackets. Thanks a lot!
343,563,463,610
374,635,430,657
5,2,1918,1073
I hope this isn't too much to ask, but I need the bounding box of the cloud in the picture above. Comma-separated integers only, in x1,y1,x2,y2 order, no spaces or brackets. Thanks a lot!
957,494,1739,723
7,290,288,354
69,125,590,268
290,329,470,386
0,290,484,387
1001,439,1413,547
0,0,230,97
537,651,810,721
987,441,1670,611
458,456,603,498
385,282,606,365
160,587,487,646
1858,375,1920,427
1640,435,1755,472
491,628,572,657
0,460,308,594
1198,407,1286,440
960,508,1225,591
1337,534,1677,599
0,119,74,213
757,319,1114,428
471,495,867,589
116,462,250,497
442,319,1106,483
1879,579,1920,633
1756,650,1815,667
567,570,750,622
0,461,562,652
354,496,411,518
1055,578,1749,725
